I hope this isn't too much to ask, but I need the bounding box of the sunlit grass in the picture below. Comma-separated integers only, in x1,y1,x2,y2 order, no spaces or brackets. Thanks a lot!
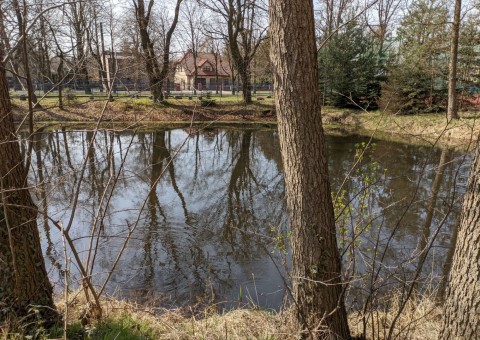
1,291,445,340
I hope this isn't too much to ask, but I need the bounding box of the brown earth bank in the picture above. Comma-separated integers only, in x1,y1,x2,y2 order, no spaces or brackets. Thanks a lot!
12,98,480,150
12,98,277,123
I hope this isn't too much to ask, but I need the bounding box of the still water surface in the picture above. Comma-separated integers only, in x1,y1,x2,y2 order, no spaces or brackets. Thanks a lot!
31,127,470,310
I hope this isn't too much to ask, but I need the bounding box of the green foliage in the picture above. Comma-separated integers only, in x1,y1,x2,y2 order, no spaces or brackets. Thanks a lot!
201,99,216,107
269,225,290,272
380,0,449,114
319,20,382,109
270,225,290,255
457,15,480,97
46,316,157,340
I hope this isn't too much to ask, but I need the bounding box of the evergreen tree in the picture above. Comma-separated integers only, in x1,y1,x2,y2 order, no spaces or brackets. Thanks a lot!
319,20,381,109
381,0,449,114
457,15,480,103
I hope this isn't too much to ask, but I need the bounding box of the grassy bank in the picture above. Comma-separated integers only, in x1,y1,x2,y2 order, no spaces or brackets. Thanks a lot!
322,109,480,150
11,96,480,149
2,292,443,339
11,95,276,124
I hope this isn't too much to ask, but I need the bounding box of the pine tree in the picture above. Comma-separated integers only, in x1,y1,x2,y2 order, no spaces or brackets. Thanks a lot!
381,0,449,114
319,20,381,109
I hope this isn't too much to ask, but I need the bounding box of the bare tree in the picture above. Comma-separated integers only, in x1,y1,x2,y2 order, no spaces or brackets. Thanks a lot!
270,0,351,338
199,0,267,103
133,0,182,102
207,38,224,94
366,0,403,55
179,0,205,94
66,0,93,94
11,0,42,112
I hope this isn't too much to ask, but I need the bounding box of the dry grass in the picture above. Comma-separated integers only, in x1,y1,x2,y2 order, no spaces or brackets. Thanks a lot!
53,293,298,339
47,290,445,340
11,95,276,125
349,293,443,340
322,109,480,150
103,303,296,339
0,290,443,339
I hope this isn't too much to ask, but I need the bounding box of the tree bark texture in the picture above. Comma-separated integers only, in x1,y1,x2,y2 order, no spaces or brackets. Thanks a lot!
269,1,350,338
238,61,252,104
447,0,461,121
0,53,56,323
440,138,480,339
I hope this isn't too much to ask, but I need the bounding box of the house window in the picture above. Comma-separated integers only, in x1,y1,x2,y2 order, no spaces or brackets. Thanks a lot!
177,66,183,72
203,65,212,72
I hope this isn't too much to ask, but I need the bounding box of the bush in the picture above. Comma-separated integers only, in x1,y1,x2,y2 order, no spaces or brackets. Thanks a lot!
63,88,77,104
380,62,447,114
201,99,215,107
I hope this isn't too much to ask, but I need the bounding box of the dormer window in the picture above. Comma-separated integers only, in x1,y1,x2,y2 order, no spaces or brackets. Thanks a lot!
203,65,212,72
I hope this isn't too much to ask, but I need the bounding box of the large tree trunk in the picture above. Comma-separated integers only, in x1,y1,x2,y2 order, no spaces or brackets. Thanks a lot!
0,50,57,325
269,1,350,338
447,0,461,121
439,138,480,339
239,61,252,104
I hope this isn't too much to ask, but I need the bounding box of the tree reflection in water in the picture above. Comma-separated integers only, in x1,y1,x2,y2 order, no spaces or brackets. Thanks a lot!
31,128,468,310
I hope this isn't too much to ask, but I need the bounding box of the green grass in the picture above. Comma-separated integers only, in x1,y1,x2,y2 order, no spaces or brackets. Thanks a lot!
10,92,275,111
7,317,157,340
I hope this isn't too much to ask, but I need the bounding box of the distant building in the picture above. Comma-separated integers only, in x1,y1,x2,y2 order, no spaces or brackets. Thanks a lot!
98,51,150,91
175,50,232,91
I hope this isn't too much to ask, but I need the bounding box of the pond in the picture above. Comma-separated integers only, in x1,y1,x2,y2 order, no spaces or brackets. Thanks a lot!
30,126,470,311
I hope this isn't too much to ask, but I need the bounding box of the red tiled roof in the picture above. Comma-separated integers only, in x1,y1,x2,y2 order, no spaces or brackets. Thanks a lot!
177,50,231,77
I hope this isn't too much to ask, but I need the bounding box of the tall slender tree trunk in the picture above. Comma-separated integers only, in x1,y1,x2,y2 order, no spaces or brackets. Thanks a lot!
12,0,41,108
75,42,91,95
439,137,480,338
447,0,461,121
99,23,111,95
213,51,219,94
231,73,236,95
0,48,57,325
58,51,64,110
270,1,350,338
192,52,198,95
